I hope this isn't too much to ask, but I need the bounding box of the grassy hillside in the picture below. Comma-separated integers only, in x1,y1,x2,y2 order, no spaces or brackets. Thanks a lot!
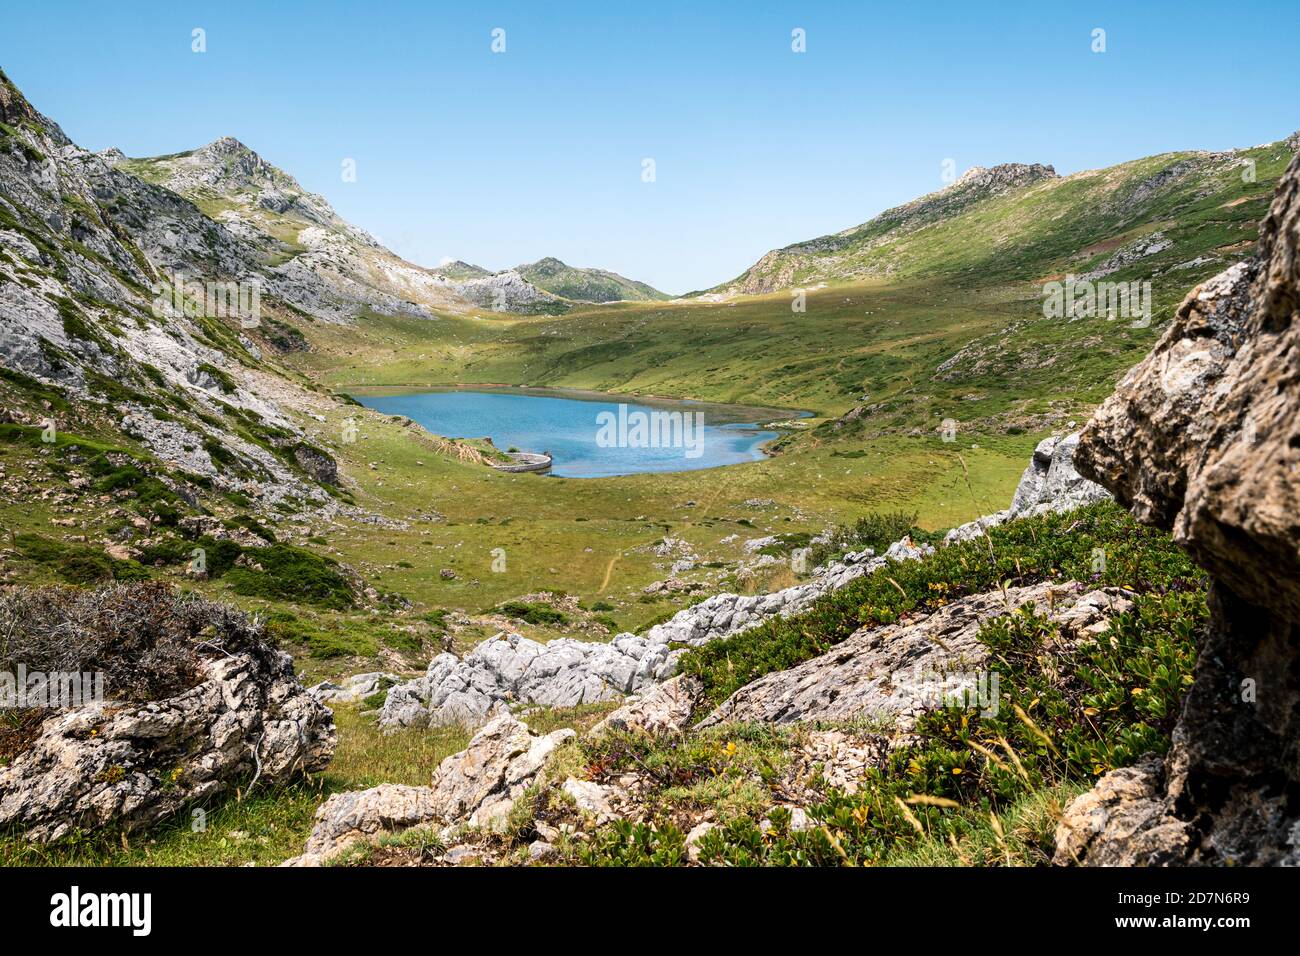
716,144,1291,295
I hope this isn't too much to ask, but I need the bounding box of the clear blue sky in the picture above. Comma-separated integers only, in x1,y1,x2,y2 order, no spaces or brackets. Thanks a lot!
3,0,1297,294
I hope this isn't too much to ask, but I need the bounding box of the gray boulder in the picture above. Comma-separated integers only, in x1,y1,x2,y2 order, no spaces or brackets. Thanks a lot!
291,443,339,486
0,639,336,842
590,674,703,736
284,784,440,867
945,431,1110,544
1052,756,1191,866
309,671,399,705
378,632,676,730
427,714,575,831
286,714,573,866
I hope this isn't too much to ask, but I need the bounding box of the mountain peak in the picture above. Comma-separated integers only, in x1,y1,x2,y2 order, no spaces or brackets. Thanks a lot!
197,135,258,158
952,162,1057,191
514,258,669,302
0,68,37,127
188,136,286,187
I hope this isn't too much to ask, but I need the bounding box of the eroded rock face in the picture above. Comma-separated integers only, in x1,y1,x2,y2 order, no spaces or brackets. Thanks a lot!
284,784,439,867
309,671,399,705
287,715,573,866
427,715,575,831
0,644,336,842
945,432,1110,544
1064,150,1300,866
1052,757,1191,866
291,443,339,486
378,633,677,730
699,584,1132,730
589,675,703,736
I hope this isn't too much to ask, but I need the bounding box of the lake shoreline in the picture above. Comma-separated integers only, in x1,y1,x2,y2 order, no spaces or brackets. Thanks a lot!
344,382,814,428
350,386,808,478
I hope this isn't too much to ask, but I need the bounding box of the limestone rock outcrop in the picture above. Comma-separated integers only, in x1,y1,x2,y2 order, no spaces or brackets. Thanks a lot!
378,540,934,731
378,633,678,730
699,584,1131,729
287,715,572,865
589,675,703,736
284,784,440,867
0,588,336,842
427,715,575,831
945,432,1110,544
1052,756,1191,866
309,671,399,705
1061,149,1300,866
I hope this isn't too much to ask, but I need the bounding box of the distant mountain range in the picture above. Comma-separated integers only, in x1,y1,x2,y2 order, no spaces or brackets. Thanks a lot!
432,256,669,303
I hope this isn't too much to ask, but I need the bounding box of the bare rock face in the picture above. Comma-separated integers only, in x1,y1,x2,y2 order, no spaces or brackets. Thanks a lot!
699,583,1131,729
379,633,677,731
286,714,573,865
0,588,336,842
291,443,339,486
589,675,702,736
1052,756,1191,866
308,671,399,705
427,715,574,832
1067,150,1300,865
944,432,1110,544
284,784,439,867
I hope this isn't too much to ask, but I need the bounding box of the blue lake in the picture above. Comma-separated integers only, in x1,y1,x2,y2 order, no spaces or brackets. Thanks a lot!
352,389,784,478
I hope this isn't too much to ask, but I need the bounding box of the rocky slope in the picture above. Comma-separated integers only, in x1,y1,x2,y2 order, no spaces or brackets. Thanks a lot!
118,136,561,320
0,67,564,527
1059,148,1300,866
0,70,338,511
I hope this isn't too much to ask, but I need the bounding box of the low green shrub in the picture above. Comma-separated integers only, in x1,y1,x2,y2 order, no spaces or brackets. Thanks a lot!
494,601,567,627
14,533,150,585
225,544,354,609
806,509,925,567
680,502,1203,707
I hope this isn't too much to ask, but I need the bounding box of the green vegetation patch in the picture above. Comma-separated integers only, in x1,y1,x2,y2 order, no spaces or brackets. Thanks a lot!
224,543,355,609
494,600,568,627
13,533,150,585
680,502,1204,707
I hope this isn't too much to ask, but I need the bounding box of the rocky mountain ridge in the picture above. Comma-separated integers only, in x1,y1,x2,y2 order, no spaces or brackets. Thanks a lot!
715,162,1059,295
115,135,562,320
712,140,1295,296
